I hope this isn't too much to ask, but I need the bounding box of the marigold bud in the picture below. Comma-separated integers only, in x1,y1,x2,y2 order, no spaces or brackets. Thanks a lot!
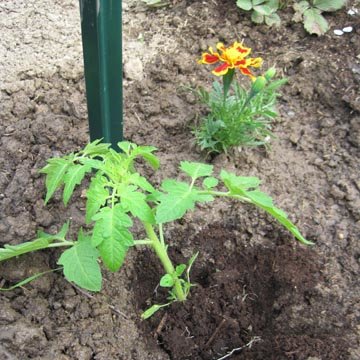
265,67,276,81
251,76,267,93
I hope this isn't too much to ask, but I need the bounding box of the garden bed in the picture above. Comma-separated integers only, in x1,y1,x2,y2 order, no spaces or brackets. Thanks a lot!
0,0,359,359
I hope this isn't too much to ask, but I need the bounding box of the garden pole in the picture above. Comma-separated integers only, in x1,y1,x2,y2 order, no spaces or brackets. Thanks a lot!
79,0,123,146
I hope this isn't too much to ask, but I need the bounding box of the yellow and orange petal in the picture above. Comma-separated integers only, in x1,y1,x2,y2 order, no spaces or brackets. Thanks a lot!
198,46,220,65
212,62,230,76
198,41,262,78
238,57,263,80
198,52,220,65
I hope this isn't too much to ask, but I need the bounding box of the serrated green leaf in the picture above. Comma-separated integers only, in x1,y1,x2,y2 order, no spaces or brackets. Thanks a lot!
98,232,133,272
267,0,279,8
303,8,328,35
58,234,102,292
221,170,261,193
119,185,155,223
251,10,264,23
236,0,253,11
156,180,196,223
92,204,133,271
37,221,69,242
63,164,91,206
180,161,213,180
196,193,214,203
253,0,266,5
0,238,51,262
160,274,174,287
132,145,160,170
203,177,219,189
313,0,345,12
78,157,105,171
83,139,110,156
245,190,274,207
40,157,73,204
128,173,155,193
117,141,134,154
264,206,313,245
293,0,310,20
91,220,104,248
85,174,109,223
265,12,281,26
108,148,127,168
240,190,313,245
221,171,312,245
92,204,133,231
146,190,162,203
254,4,272,15
1,223,70,262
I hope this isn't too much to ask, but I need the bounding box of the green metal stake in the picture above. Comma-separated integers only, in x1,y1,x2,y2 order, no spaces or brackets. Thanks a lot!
79,0,123,146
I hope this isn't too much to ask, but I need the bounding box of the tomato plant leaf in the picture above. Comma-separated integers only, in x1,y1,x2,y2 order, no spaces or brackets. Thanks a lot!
175,264,186,276
118,185,155,223
0,238,51,262
0,223,70,262
220,170,261,192
117,141,133,154
203,177,219,189
92,204,134,271
63,164,91,206
85,174,109,223
58,232,102,292
40,156,74,204
141,303,171,319
128,173,155,193
180,161,213,180
36,221,70,241
132,145,160,170
156,180,196,223
220,170,312,244
83,139,110,156
160,274,175,287
0,268,61,291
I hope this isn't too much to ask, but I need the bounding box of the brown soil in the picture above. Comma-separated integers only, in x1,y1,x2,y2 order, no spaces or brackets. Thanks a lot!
0,0,359,359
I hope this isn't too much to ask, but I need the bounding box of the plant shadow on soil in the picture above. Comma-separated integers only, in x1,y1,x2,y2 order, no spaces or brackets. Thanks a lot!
133,223,350,360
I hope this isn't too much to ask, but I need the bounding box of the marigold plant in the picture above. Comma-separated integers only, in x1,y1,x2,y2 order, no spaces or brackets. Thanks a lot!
194,41,286,154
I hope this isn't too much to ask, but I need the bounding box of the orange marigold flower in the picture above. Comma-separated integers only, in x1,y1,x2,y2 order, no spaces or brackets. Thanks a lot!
198,42,262,80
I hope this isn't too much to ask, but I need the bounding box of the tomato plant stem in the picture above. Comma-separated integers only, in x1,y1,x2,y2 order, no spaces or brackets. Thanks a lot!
143,222,186,301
